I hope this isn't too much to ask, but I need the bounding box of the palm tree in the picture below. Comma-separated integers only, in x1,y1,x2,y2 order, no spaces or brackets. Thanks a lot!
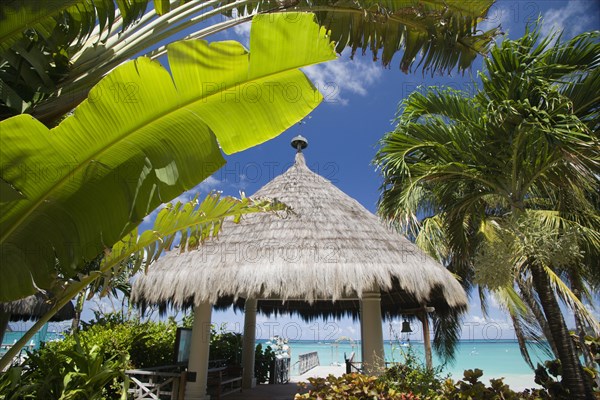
0,0,499,124
375,25,599,399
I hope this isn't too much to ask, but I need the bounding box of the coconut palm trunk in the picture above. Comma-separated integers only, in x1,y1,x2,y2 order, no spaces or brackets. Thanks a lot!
0,312,9,348
516,278,559,357
529,262,593,399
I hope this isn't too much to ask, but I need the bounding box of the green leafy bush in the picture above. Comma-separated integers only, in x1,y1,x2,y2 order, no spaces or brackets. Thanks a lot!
0,338,128,400
383,348,447,398
0,313,176,399
437,369,540,400
254,343,275,384
295,373,420,400
209,324,243,366
73,312,178,369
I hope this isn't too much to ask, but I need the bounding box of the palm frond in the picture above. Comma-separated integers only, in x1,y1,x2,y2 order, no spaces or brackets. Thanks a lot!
430,307,463,362
226,0,499,73
543,264,600,334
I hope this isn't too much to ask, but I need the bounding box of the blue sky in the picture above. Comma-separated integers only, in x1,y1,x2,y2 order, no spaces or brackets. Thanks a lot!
55,0,600,341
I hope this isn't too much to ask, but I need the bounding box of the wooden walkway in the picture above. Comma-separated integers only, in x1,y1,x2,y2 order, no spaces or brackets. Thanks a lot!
225,366,346,400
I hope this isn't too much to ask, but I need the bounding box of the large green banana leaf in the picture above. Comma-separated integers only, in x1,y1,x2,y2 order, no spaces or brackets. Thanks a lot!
0,12,336,301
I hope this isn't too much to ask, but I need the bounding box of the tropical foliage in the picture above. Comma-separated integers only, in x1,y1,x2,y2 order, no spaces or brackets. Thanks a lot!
296,373,422,400
375,24,599,399
0,316,277,399
295,369,549,400
209,324,243,366
296,360,586,400
0,338,130,400
0,1,499,123
254,343,276,384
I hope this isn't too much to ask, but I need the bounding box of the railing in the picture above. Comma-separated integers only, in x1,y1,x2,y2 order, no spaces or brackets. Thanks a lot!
126,369,186,400
270,357,290,384
344,352,362,374
298,351,320,375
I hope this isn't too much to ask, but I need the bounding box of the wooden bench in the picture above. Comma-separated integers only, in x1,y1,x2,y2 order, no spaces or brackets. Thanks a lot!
207,365,243,399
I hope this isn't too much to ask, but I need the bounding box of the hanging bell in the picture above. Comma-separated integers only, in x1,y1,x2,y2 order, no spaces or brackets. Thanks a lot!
401,320,412,333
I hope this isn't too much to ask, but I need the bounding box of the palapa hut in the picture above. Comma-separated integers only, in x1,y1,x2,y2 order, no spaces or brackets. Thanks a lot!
0,292,75,345
132,136,467,400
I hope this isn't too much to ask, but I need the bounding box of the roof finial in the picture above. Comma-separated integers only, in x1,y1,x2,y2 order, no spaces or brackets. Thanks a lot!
291,135,308,152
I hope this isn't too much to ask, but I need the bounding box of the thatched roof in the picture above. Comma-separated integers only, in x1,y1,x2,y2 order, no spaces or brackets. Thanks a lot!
0,292,75,322
132,149,467,320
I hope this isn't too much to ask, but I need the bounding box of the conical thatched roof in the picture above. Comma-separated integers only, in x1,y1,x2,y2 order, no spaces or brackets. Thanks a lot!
0,292,75,322
132,148,467,320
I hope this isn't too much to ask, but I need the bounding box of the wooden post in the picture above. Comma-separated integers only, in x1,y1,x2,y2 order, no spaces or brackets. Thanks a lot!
178,371,186,400
421,310,433,370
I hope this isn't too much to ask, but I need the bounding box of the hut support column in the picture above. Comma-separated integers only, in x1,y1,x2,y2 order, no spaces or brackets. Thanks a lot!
242,298,257,389
420,311,433,370
185,303,212,400
360,290,385,375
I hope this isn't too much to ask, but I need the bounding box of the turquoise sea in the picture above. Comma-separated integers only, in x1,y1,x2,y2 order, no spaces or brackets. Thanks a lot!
1,330,65,355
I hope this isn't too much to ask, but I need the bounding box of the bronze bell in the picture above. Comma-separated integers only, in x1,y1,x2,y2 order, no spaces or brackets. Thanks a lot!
401,320,412,333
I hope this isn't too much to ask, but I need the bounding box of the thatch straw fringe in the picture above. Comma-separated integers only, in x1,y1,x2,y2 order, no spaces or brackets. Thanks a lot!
132,152,467,316
0,292,75,322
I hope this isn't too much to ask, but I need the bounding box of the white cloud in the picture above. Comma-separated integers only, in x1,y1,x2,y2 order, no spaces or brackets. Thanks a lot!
197,175,222,193
232,21,251,47
302,56,383,106
477,4,511,34
90,295,116,315
541,1,598,39
345,325,357,336
229,8,251,47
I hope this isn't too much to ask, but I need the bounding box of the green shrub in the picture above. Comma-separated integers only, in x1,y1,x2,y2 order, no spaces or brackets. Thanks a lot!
69,312,178,369
0,314,283,399
383,348,446,398
295,373,420,400
209,324,243,366
0,338,128,400
434,368,555,400
254,343,275,384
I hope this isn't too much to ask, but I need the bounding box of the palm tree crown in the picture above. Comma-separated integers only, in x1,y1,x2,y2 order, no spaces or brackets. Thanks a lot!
375,24,599,399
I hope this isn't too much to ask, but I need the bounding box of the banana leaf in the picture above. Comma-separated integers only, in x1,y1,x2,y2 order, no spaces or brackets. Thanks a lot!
0,12,336,301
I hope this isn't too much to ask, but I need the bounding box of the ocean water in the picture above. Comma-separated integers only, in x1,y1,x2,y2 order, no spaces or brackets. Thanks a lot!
264,339,549,390
1,330,64,355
